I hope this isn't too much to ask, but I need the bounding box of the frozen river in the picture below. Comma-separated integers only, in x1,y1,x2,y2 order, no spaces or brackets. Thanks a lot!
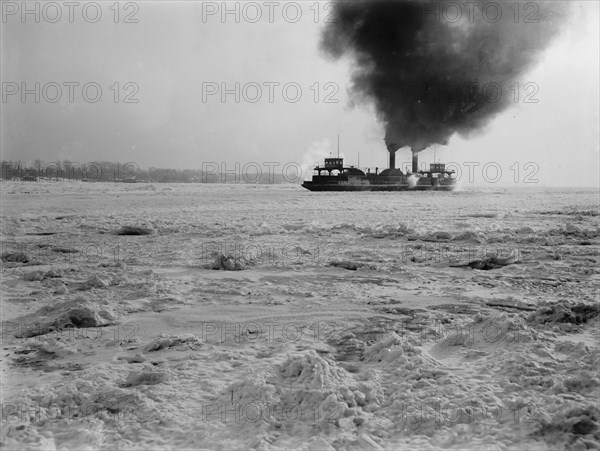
1,182,598,450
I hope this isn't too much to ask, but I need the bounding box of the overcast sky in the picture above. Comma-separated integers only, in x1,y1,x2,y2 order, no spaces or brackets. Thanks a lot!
2,1,599,186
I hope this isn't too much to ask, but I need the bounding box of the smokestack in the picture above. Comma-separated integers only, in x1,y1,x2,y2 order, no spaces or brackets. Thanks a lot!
387,142,397,170
412,152,418,173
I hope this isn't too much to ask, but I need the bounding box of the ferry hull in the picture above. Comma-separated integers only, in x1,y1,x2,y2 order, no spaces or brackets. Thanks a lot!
301,181,456,192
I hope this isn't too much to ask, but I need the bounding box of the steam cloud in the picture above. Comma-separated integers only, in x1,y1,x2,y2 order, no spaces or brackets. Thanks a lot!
321,1,570,152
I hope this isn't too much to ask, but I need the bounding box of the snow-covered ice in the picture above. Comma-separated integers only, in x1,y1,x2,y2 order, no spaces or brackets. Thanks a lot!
1,181,598,450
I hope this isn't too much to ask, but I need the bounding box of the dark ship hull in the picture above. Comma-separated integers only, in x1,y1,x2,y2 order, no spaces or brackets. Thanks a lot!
302,176,456,191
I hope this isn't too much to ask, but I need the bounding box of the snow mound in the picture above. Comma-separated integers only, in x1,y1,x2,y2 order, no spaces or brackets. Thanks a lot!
466,314,539,345
13,298,116,338
2,252,30,263
115,225,155,236
328,260,362,271
7,382,153,430
555,340,590,355
452,230,484,242
422,231,453,241
277,352,384,415
211,253,254,271
123,369,169,387
12,339,78,370
224,374,279,407
217,351,384,435
363,333,406,362
279,351,348,389
23,270,44,281
80,275,109,290
528,302,600,325
144,334,203,352
535,405,600,450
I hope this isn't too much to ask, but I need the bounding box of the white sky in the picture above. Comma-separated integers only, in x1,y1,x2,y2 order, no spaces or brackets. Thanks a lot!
1,1,599,186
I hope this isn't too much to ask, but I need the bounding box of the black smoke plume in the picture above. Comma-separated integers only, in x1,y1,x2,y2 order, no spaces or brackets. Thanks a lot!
321,1,570,152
